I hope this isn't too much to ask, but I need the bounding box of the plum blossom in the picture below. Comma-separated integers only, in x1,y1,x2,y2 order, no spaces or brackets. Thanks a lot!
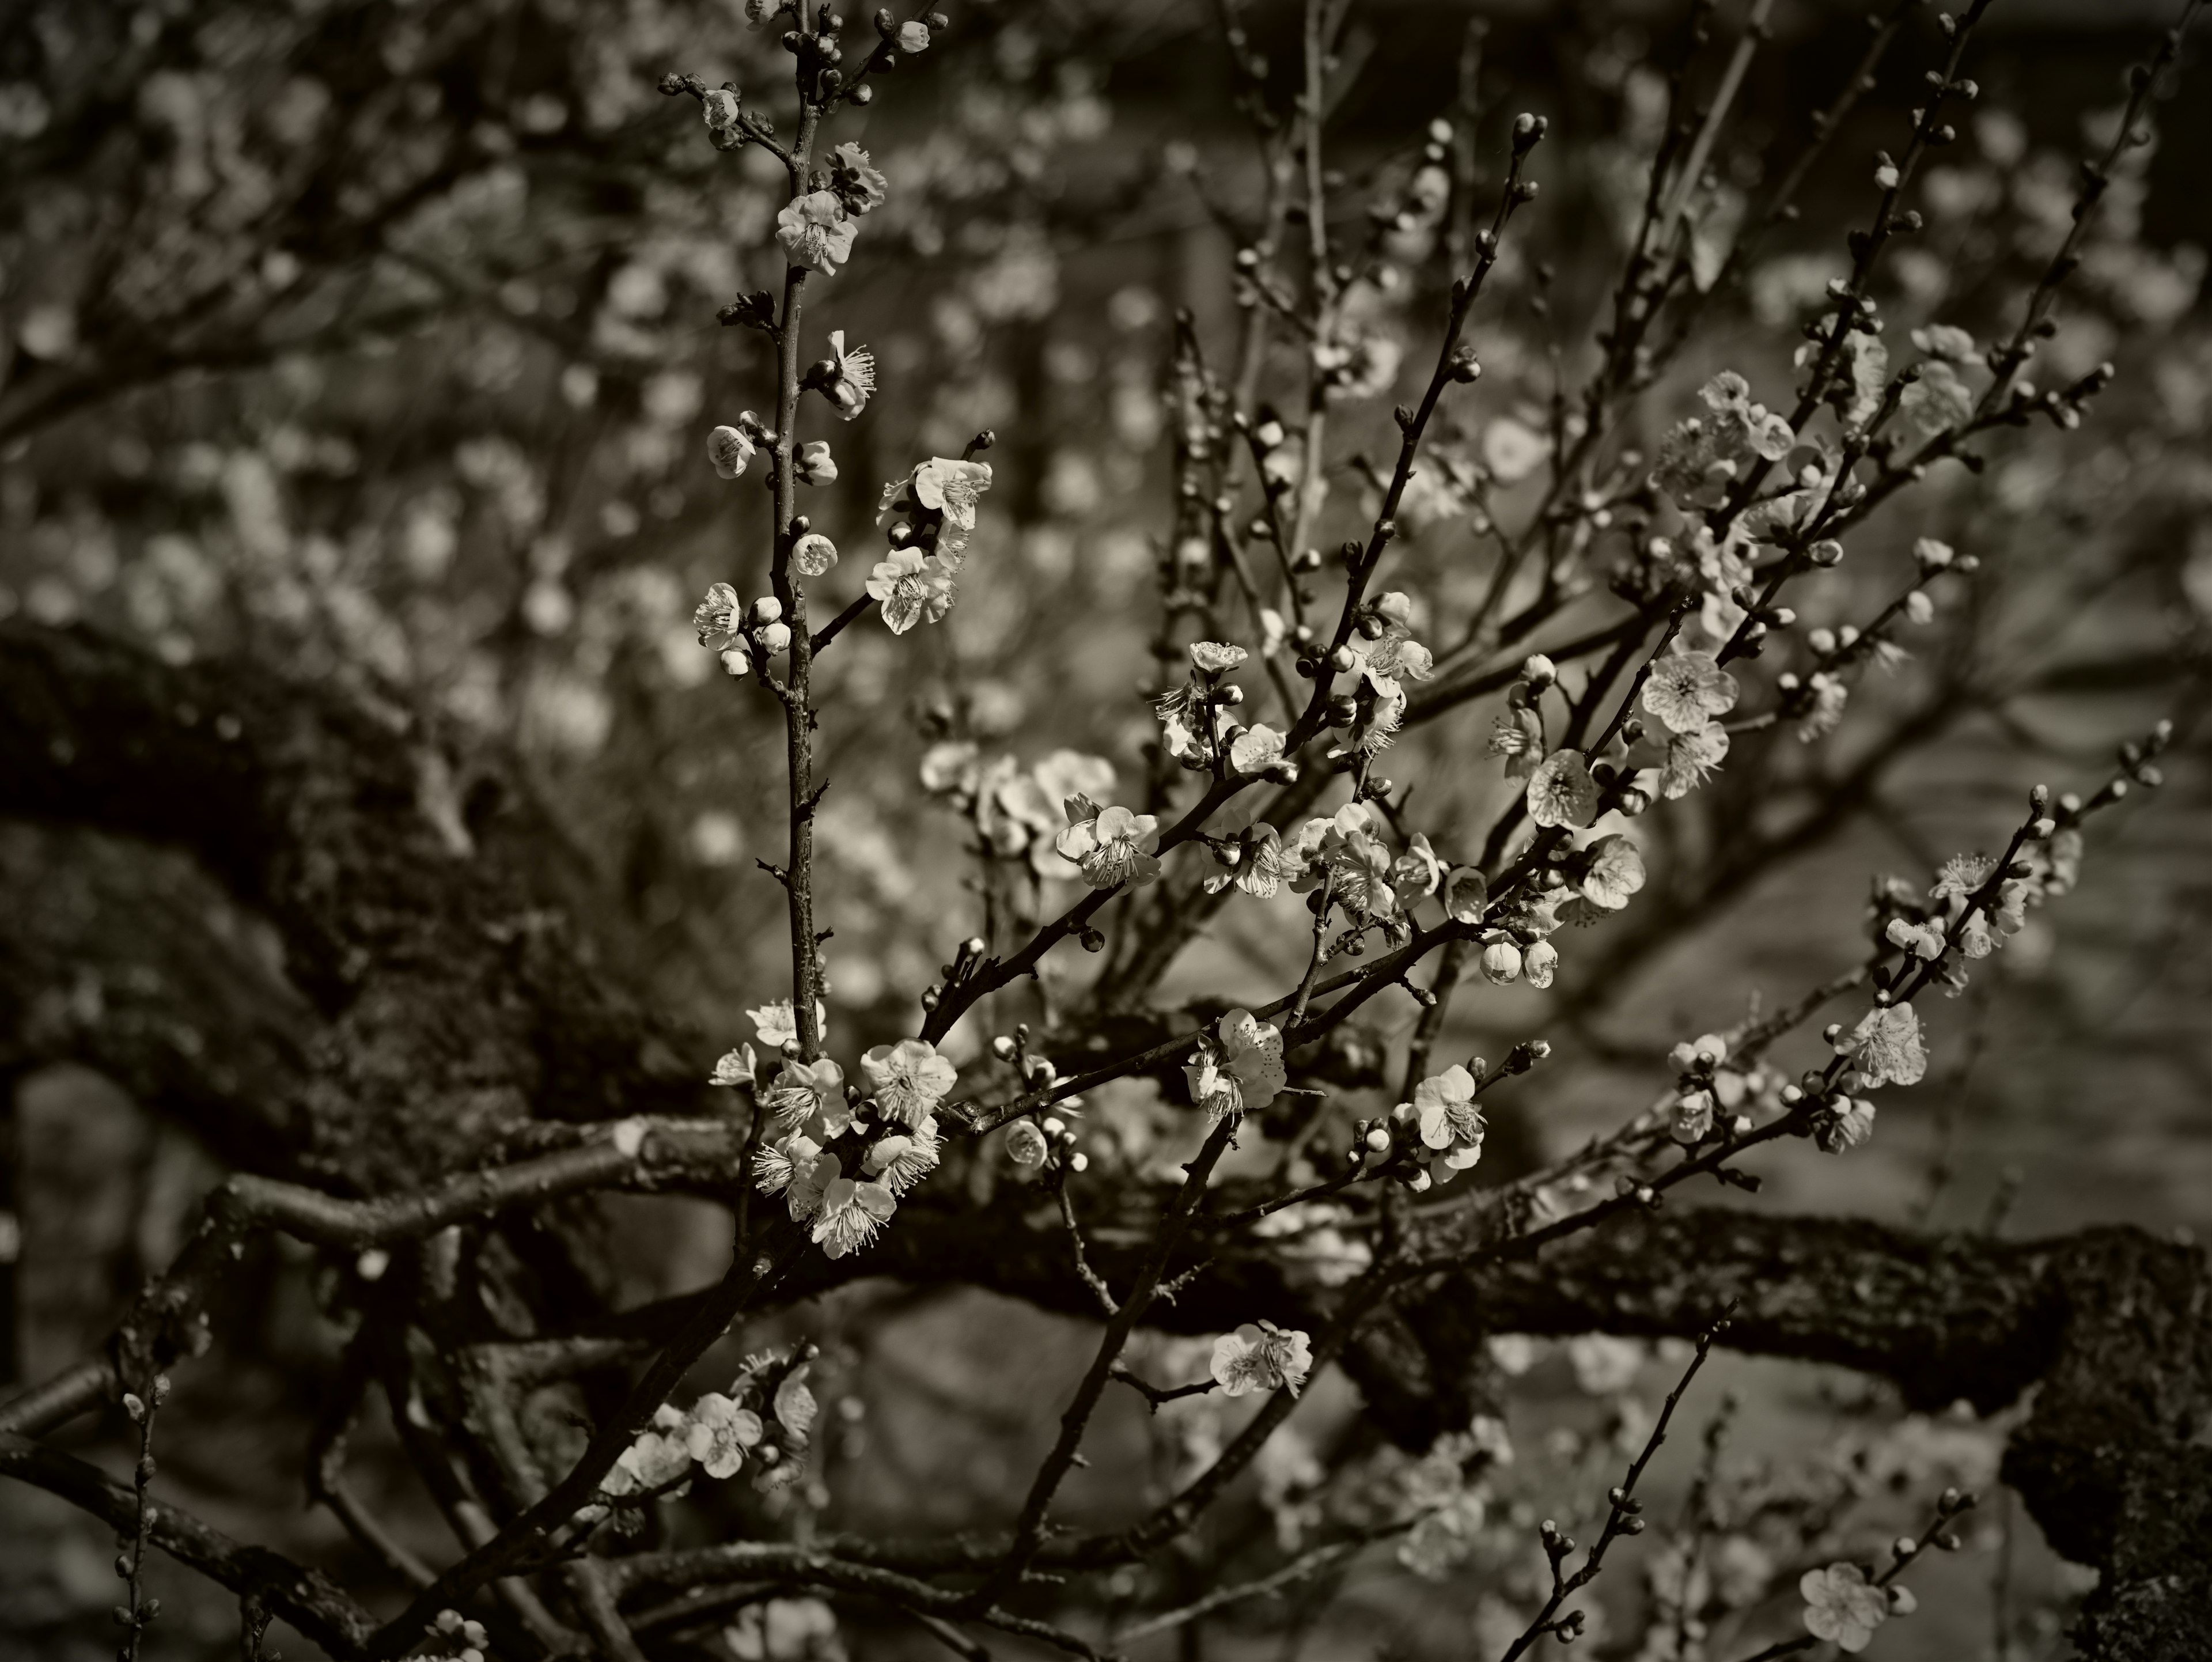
1211,1321,1314,1396
777,191,858,274
1800,1564,1889,1653
1527,749,1600,828
988,749,1118,874
1190,641,1247,672
1290,802,1399,916
1650,372,1796,505
861,1039,957,1127
702,88,743,149
820,330,875,421
695,582,742,648
1488,702,1546,778
862,1119,943,1194
709,1044,757,1088
1005,1120,1049,1167
1228,723,1286,776
708,425,756,480
1056,802,1161,888
1579,835,1646,911
911,455,994,562
1444,868,1487,923
1660,722,1729,798
1643,650,1738,735
1798,672,1850,741
1523,937,1559,989
1389,832,1445,907
605,1404,692,1496
793,532,838,576
828,142,887,214
766,1058,850,1136
796,440,837,485
685,1393,764,1479
1887,917,1946,960
1185,1008,1286,1118
811,1163,898,1258
755,1132,821,1207
893,19,931,51
1814,1096,1878,1153
748,1000,825,1050
866,549,956,634
1412,1064,1485,1172
1217,823,1308,899
1479,940,1522,985
1838,1004,1927,1088
1340,616,1436,755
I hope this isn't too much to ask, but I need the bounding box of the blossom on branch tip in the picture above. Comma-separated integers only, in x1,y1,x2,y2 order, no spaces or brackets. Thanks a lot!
1290,802,1399,917
1228,723,1285,776
829,142,888,215
1389,832,1445,906
1837,1003,1926,1089
866,548,956,634
863,1118,943,1194
710,1044,757,1088
1660,722,1729,799
811,1163,899,1258
1211,1320,1313,1397
1444,868,1487,924
1005,1119,1049,1167
861,1039,957,1127
797,440,837,485
1578,835,1646,911
910,455,994,563
685,1392,763,1479
1185,1008,1285,1119
820,331,876,421
1800,1564,1889,1652
1526,749,1599,828
695,581,742,647
1813,1097,1877,1153
1224,822,1306,899
1191,641,1248,672
1412,1064,1484,1171
1056,802,1161,889
702,88,743,150
1643,650,1738,736
777,191,858,275
605,1405,692,1496
709,425,756,480
766,1058,850,1137
747,1000,825,1050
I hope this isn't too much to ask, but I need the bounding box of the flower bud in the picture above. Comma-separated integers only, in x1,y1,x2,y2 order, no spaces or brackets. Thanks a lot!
1480,940,1522,985
758,621,792,654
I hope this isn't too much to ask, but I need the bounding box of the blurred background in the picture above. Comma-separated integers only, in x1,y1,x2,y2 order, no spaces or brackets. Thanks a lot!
1,0,2207,1657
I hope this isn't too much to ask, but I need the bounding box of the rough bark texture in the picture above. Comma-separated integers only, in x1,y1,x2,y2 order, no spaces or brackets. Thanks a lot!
2,620,2207,1660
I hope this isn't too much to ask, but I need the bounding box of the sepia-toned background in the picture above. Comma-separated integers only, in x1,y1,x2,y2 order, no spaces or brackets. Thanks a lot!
2,1,2207,1657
